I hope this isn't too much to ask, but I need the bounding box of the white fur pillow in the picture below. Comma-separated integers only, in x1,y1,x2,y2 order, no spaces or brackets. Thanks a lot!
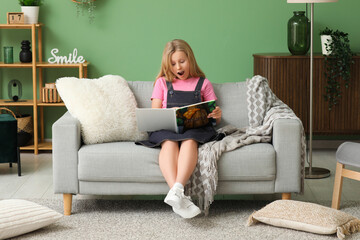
56,75,147,144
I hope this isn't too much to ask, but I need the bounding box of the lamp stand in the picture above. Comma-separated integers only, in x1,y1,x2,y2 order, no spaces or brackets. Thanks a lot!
305,3,330,179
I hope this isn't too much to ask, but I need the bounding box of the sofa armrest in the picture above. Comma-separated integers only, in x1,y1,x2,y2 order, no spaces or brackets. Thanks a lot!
52,111,81,194
273,118,302,193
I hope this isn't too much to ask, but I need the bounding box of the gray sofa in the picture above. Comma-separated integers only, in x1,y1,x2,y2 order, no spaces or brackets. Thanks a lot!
53,81,303,215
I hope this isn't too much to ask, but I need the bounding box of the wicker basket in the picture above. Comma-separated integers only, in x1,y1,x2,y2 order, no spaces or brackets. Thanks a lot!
0,107,33,146
41,83,62,103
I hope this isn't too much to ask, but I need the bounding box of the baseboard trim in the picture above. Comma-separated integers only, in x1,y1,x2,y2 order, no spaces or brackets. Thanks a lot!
311,140,360,149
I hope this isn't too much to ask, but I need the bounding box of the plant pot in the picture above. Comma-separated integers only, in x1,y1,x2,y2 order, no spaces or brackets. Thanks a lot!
21,6,39,24
321,35,332,55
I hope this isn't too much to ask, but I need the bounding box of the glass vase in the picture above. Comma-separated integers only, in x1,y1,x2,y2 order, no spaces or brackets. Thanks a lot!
287,11,310,55
4,46,14,64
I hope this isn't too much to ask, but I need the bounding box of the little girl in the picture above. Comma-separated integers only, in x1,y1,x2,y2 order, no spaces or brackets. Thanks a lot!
141,39,222,218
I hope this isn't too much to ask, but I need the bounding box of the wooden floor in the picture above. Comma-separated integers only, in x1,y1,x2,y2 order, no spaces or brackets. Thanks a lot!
0,150,359,204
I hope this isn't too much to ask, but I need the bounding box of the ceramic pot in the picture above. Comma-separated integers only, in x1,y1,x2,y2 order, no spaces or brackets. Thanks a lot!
21,6,39,24
19,40,32,63
321,35,333,55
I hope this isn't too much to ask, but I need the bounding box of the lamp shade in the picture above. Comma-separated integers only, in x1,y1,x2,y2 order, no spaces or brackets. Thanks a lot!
287,0,337,2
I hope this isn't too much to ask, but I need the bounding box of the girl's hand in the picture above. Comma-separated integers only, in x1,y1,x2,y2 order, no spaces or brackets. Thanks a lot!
208,106,222,125
208,106,222,119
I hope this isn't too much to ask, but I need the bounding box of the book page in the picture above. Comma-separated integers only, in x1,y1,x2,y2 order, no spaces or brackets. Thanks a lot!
175,100,216,133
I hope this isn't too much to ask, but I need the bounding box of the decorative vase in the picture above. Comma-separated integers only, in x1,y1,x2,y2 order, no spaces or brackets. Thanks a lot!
321,35,332,55
4,47,14,64
21,6,39,24
19,40,32,63
287,11,310,55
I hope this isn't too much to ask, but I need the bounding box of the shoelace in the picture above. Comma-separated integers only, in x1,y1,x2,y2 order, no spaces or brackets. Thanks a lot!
173,188,183,198
181,193,191,201
174,188,193,208
180,192,193,208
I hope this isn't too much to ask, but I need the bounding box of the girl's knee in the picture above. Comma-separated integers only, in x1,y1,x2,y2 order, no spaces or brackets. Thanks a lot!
161,140,179,148
182,139,198,147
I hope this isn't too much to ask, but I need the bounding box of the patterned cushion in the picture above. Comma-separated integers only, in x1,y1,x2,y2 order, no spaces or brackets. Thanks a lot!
247,200,360,240
0,199,62,239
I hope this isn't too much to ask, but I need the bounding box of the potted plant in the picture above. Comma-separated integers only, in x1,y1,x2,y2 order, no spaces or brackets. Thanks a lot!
320,27,355,110
19,0,43,24
320,27,333,55
72,0,96,23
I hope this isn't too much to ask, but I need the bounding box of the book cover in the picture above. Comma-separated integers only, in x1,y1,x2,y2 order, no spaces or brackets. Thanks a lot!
175,100,216,133
135,100,216,133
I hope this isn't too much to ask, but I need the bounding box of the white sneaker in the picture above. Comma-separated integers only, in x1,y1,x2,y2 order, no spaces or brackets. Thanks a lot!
164,186,183,209
172,198,201,219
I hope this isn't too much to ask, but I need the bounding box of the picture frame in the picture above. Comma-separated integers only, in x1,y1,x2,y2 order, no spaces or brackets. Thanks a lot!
7,12,25,24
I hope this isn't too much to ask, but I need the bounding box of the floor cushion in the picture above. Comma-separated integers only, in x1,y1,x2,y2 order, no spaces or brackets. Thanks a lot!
247,200,360,240
0,199,62,239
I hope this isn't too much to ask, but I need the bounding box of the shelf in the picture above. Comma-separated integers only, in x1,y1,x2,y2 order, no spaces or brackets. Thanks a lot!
20,141,52,151
0,99,66,106
0,62,33,68
0,23,42,29
37,100,65,107
0,99,34,106
37,61,89,68
0,61,89,68
1,23,87,154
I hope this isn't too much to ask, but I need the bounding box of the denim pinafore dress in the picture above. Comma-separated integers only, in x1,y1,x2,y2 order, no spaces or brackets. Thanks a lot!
137,77,217,148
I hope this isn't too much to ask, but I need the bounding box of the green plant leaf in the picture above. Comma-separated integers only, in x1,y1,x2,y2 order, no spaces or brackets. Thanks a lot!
323,28,354,111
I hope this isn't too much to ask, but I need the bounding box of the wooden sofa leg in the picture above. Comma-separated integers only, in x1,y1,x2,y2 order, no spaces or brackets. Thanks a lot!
282,193,291,200
63,194,73,216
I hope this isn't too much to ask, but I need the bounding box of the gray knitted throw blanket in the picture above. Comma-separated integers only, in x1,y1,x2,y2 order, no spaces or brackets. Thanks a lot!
185,75,306,215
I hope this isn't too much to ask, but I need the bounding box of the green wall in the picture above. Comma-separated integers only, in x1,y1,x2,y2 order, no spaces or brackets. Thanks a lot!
1,0,359,139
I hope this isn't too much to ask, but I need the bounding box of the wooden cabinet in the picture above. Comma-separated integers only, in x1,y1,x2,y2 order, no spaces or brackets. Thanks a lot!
0,24,88,154
253,53,360,135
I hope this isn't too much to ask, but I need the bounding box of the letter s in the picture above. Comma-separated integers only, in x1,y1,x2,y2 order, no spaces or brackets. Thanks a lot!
48,48,59,64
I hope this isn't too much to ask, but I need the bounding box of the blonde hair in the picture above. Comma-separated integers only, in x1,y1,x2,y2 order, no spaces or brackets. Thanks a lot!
155,39,205,83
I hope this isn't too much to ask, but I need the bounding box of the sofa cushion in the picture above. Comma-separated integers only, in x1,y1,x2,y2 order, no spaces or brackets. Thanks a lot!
78,142,275,183
218,143,275,181
128,81,153,108
213,82,249,129
78,142,163,182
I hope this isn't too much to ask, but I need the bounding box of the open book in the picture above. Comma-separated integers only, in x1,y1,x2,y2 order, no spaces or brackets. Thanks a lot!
136,100,216,133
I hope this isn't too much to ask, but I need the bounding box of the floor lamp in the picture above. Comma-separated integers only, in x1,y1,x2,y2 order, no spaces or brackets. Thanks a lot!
287,0,337,179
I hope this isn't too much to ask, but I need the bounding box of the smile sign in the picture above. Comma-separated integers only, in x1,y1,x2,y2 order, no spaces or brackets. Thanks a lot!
48,48,85,64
